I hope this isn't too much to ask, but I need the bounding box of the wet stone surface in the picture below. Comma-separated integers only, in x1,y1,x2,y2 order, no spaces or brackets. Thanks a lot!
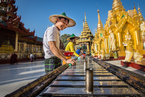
40,57,142,96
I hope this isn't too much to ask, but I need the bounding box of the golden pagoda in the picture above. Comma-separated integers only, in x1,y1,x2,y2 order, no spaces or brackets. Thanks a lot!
93,0,145,59
93,9,109,58
76,13,94,55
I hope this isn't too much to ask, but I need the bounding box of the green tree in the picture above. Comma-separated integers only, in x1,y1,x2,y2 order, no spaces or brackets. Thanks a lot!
60,34,71,47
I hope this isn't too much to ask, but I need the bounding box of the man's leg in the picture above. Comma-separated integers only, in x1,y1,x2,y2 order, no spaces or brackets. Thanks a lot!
55,57,62,68
44,57,55,73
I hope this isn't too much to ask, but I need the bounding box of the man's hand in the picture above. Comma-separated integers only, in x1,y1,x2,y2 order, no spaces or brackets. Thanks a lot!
66,59,76,66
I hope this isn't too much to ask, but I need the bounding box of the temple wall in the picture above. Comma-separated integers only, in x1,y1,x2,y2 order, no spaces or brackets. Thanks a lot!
0,42,44,59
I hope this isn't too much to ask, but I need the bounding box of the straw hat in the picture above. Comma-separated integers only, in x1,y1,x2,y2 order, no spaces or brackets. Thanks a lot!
49,12,76,27
67,34,79,40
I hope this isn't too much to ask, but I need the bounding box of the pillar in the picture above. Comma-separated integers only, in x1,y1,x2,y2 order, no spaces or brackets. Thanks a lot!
24,42,26,53
118,32,122,47
14,32,18,52
32,44,33,53
117,32,125,56
135,30,143,50
87,43,90,53
18,43,20,53
135,30,139,45
104,37,109,53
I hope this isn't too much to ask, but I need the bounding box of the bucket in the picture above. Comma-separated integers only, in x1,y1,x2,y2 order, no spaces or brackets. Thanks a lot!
64,52,73,56
62,56,71,65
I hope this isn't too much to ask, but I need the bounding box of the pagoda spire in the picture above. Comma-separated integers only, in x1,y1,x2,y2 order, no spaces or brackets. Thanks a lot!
133,4,138,16
82,13,90,32
112,0,124,12
97,9,103,30
85,13,87,22
138,5,144,21
83,20,85,31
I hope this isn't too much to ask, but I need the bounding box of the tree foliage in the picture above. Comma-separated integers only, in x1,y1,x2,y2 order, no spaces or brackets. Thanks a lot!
60,34,71,47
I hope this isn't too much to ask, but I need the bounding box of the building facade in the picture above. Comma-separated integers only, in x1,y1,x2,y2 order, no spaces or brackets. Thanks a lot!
0,0,43,61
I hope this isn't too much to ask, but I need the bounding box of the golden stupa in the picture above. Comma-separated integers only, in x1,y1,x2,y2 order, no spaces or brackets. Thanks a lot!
76,13,94,55
92,0,145,60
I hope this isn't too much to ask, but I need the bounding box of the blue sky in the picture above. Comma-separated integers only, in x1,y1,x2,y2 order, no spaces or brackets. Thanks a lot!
15,0,145,38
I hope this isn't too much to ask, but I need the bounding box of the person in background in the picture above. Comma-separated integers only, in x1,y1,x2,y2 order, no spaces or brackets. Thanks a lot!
43,12,76,73
30,53,34,62
12,52,18,64
76,47,82,55
34,54,36,61
65,34,83,59
76,47,85,59
10,53,13,64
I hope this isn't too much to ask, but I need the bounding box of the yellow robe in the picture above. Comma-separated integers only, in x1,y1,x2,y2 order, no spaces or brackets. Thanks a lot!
65,42,79,57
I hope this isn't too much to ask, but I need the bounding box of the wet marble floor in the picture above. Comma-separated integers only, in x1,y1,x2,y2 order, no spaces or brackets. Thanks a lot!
0,59,45,97
40,57,142,96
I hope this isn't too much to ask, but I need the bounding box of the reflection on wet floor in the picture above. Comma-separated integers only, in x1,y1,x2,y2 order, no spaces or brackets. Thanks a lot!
40,57,142,96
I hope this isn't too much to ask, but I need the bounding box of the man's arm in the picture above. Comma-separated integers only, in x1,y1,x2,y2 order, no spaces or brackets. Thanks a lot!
59,49,65,56
49,41,67,61
49,41,76,65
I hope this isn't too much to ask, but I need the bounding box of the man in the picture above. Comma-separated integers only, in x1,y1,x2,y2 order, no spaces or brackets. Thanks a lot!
43,12,76,73
65,34,83,59
12,52,18,64
30,53,34,62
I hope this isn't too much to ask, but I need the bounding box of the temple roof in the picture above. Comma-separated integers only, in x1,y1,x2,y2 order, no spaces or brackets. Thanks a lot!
25,36,42,44
0,0,35,37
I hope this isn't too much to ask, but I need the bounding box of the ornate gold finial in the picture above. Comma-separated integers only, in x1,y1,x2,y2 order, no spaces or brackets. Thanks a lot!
133,3,138,16
134,3,135,9
137,4,144,21
112,0,124,12
97,9,100,13
85,12,86,21
83,19,84,30
97,9,103,30
138,4,140,12
82,13,90,32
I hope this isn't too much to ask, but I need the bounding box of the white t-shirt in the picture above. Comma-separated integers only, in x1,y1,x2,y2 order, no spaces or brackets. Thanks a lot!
43,25,60,58
30,54,34,58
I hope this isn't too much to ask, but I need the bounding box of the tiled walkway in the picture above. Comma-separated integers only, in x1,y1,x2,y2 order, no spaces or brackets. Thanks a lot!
0,59,45,97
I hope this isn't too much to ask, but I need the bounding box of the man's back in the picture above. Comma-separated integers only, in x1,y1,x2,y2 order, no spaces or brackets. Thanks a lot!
43,25,60,59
